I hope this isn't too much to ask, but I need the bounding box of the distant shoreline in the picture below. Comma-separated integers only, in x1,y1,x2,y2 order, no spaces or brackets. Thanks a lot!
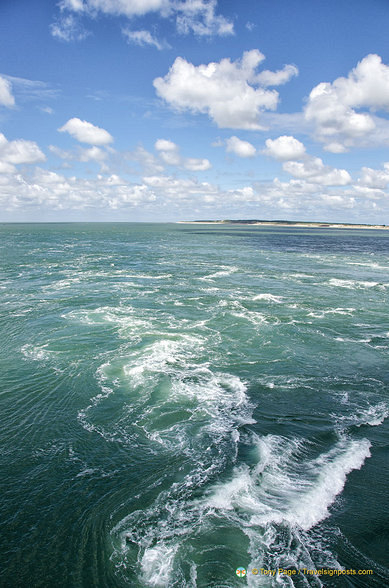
178,220,389,230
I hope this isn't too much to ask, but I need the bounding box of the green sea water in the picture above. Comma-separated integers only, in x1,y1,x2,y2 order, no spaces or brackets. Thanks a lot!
0,223,388,588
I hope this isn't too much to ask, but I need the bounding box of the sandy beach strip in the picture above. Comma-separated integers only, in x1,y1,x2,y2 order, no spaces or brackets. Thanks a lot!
177,221,389,230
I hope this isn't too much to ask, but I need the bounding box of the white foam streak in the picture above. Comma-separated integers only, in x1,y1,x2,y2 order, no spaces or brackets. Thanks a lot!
308,307,355,318
328,278,387,289
140,543,178,587
198,266,239,281
21,343,52,362
287,439,371,530
253,293,284,303
205,435,371,531
334,402,389,429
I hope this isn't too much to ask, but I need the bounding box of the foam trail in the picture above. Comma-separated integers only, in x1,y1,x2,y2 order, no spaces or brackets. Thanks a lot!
140,544,178,588
253,294,284,303
105,332,255,585
206,435,371,531
202,435,371,585
334,402,389,429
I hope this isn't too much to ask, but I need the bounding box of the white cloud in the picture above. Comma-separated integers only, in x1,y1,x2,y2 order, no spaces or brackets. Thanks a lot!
154,138,211,170
155,138,178,152
50,14,89,42
55,0,233,39
49,145,75,160
0,167,157,212
0,161,16,174
263,135,306,161
58,118,113,145
225,136,256,158
153,50,293,129
184,157,211,171
155,139,182,165
305,54,389,151
143,173,216,198
59,0,170,17
263,135,351,187
0,133,45,172
122,28,170,50
2,75,59,103
49,144,107,163
40,106,54,114
0,76,15,107
0,154,387,222
79,146,108,162
256,64,298,87
283,157,352,186
154,139,179,153
127,146,165,174
358,163,389,189
175,0,234,37
60,0,86,11
352,185,386,200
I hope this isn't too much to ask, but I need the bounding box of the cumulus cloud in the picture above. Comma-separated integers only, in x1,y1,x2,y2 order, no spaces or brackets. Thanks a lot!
263,135,306,161
305,54,389,151
256,64,298,87
155,139,177,152
154,138,211,170
283,157,352,186
122,28,170,50
0,76,15,107
358,163,389,190
225,136,256,158
0,167,157,212
155,138,182,165
184,157,211,171
153,50,297,129
0,133,45,173
250,178,359,215
143,173,216,198
0,155,385,222
79,146,108,162
263,135,351,186
58,118,113,145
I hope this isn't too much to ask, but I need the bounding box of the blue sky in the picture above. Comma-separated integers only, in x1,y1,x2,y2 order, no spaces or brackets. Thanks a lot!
1,0,389,222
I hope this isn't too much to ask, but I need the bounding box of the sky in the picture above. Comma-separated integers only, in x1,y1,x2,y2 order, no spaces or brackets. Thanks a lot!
1,0,389,223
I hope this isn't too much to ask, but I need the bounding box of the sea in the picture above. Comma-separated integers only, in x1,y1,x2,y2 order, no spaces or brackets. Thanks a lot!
0,222,388,588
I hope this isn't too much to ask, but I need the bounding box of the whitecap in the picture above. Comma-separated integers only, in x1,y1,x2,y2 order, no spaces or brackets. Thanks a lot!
140,543,178,587
253,293,284,303
308,307,355,318
328,278,386,289
205,434,371,531
334,402,389,429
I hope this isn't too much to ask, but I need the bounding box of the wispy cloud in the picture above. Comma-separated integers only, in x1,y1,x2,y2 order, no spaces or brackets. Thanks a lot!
0,76,15,108
122,28,170,50
1,74,59,103
52,0,234,43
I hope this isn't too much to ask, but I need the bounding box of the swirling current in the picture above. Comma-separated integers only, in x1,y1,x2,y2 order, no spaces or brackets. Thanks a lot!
0,223,388,587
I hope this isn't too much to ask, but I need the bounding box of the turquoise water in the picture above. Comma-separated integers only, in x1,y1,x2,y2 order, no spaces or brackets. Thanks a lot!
0,223,388,588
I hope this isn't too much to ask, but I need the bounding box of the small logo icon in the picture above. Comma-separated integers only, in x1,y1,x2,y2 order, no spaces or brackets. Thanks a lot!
236,567,247,577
